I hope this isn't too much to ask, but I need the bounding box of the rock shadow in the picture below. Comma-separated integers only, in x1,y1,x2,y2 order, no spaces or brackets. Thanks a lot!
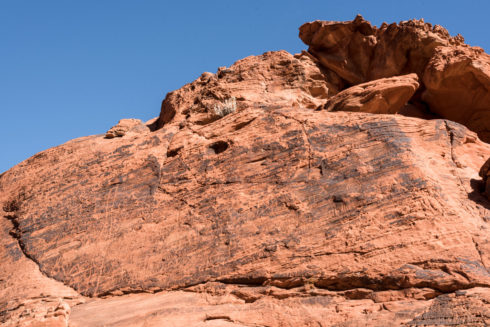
468,178,490,210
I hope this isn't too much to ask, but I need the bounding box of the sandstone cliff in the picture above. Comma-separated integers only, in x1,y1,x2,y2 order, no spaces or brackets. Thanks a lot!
1,16,490,326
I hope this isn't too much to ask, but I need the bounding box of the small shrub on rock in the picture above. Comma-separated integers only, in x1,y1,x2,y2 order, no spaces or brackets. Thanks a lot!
213,97,237,117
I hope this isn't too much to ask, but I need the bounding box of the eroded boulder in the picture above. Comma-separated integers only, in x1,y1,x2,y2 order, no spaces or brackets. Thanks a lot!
105,118,150,139
322,73,419,114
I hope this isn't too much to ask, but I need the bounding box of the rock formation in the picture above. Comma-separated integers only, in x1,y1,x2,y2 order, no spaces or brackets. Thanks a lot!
422,46,490,142
155,50,342,129
105,119,150,139
300,14,490,142
1,16,490,326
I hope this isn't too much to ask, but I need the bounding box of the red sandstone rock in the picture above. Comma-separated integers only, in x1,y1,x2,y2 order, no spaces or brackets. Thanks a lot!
299,15,463,85
300,15,490,142
1,107,490,326
423,46,490,142
105,118,150,139
156,50,343,128
323,73,419,114
1,17,490,327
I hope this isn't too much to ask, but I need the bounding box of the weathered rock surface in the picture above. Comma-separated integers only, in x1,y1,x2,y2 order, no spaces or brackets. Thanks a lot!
105,118,150,139
323,73,419,114
1,16,490,327
2,107,490,326
68,286,490,326
0,213,83,326
423,46,490,141
300,15,490,142
155,50,343,128
299,15,463,85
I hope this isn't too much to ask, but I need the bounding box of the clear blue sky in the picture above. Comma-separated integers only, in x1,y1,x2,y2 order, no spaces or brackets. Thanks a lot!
1,0,489,173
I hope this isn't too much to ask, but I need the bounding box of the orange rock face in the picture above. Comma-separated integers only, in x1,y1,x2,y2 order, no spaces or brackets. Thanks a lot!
1,16,490,326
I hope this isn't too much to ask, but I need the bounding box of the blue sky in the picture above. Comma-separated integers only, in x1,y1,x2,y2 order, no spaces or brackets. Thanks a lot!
1,0,489,173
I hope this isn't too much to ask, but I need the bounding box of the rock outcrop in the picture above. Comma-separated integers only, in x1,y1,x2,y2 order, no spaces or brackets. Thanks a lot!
1,16,490,327
300,15,490,142
422,46,490,141
299,15,464,85
105,118,150,139
155,50,343,128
